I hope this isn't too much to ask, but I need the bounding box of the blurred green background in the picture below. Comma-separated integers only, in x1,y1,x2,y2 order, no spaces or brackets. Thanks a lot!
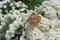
15,0,45,9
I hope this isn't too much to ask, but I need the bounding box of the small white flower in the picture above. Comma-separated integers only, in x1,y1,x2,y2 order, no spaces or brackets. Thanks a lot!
20,8,26,11
9,26,17,31
1,22,5,26
14,10,20,14
13,20,19,28
9,23,16,30
0,2,3,8
10,3,14,6
5,30,15,40
3,5,7,8
5,34,10,40
19,1,22,4
20,36,25,40
21,3,28,8
15,2,20,7
12,6,15,10
0,26,3,30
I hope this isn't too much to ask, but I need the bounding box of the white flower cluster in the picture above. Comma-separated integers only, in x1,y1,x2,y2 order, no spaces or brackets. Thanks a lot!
25,0,60,40
0,0,33,40
5,10,33,40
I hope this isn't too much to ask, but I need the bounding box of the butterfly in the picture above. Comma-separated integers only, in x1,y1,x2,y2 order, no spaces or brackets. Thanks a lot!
29,13,41,25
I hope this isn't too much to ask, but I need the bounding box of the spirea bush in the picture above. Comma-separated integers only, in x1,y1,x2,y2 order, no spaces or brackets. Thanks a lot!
0,0,60,40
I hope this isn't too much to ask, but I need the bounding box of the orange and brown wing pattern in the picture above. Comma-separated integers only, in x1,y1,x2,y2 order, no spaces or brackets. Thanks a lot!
29,13,41,25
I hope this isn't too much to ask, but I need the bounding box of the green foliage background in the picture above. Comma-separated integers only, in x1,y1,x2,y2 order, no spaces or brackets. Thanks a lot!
14,0,45,9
